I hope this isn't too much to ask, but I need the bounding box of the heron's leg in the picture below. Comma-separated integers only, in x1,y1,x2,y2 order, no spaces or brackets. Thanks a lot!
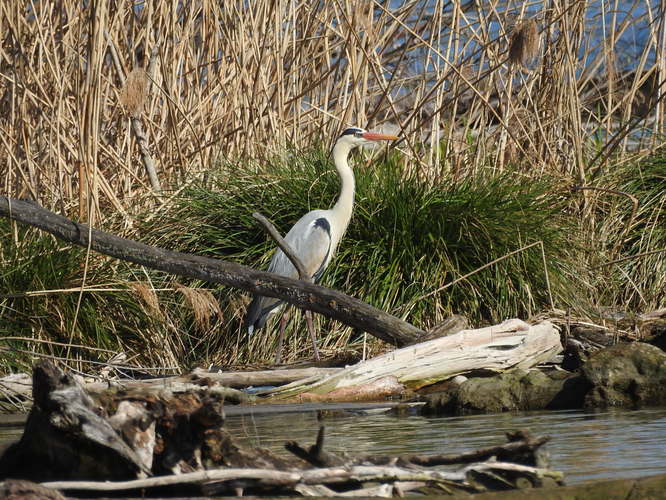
305,310,320,361
274,310,289,364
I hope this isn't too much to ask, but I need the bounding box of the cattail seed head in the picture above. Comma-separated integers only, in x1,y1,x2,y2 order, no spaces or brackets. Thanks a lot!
119,68,149,118
509,18,539,67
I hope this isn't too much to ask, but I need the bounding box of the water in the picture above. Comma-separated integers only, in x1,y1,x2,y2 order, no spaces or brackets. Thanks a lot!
224,407,666,485
388,0,659,74
2,406,666,484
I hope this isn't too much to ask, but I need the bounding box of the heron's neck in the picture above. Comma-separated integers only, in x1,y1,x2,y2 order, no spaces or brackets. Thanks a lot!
331,142,355,238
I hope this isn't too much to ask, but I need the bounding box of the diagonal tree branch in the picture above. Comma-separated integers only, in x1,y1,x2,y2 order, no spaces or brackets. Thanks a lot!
0,197,424,346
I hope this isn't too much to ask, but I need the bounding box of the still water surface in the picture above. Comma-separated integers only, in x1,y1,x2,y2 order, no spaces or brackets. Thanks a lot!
225,407,666,485
2,407,665,485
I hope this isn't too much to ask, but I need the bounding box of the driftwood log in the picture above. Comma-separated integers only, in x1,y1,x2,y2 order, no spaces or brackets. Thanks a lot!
265,319,562,400
0,361,563,497
0,361,150,481
0,320,559,406
0,196,423,346
0,368,344,408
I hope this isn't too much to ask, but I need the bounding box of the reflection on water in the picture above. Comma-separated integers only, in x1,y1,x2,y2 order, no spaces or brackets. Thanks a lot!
2,407,665,484
225,408,666,484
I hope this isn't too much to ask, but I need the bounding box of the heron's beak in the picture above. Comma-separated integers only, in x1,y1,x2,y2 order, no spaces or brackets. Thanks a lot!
361,132,399,141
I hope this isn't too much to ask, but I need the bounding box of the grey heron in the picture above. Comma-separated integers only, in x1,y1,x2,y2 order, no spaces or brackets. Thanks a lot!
244,127,398,361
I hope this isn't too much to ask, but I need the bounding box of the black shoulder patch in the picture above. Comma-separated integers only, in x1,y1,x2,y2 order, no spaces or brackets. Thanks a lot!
314,217,331,234
312,217,332,282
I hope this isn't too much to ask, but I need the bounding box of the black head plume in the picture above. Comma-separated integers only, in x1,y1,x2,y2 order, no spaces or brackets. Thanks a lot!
340,127,365,137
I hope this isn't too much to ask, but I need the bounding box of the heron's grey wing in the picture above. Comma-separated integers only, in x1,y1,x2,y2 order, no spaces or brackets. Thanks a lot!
245,214,332,335
269,214,332,281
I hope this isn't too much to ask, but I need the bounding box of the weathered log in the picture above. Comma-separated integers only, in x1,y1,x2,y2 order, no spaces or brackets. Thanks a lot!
87,378,253,404
0,367,346,408
0,196,423,346
0,361,149,482
267,319,562,400
0,479,67,500
199,367,343,387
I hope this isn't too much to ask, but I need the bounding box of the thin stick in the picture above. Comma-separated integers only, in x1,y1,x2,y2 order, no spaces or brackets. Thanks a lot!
305,309,321,361
591,247,666,270
572,185,639,255
0,337,118,354
0,347,179,372
252,212,310,281
130,47,161,192
416,241,543,302
538,241,555,310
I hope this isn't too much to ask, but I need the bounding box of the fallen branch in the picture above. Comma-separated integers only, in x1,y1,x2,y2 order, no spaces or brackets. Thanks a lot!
0,196,423,346
0,367,344,406
285,427,347,467
39,462,562,494
287,427,549,469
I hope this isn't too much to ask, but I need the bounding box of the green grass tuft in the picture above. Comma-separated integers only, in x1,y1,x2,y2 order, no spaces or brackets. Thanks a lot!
139,148,581,363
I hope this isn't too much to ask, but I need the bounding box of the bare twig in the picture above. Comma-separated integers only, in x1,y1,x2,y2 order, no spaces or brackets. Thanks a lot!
252,212,321,361
591,247,666,270
252,213,310,281
415,241,547,302
127,46,161,192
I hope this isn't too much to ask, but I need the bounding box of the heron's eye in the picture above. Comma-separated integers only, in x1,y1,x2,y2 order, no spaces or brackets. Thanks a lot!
355,132,363,138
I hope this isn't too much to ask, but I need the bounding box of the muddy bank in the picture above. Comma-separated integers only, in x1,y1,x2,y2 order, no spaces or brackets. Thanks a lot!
444,472,666,499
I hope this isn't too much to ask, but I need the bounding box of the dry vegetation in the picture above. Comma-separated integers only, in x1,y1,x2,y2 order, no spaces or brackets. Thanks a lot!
0,0,664,371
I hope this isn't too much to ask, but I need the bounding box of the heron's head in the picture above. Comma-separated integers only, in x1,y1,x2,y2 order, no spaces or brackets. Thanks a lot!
334,127,399,152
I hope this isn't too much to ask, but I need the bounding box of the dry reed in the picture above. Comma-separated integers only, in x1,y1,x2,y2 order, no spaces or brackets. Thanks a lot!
0,0,662,219
175,283,222,332
129,282,162,318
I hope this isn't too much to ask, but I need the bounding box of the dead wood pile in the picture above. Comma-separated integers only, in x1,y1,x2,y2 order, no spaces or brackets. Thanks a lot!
0,361,563,498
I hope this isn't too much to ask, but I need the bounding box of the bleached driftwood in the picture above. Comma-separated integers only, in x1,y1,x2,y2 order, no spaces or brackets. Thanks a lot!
0,368,343,408
1,322,559,407
198,367,342,386
38,462,563,495
267,319,561,400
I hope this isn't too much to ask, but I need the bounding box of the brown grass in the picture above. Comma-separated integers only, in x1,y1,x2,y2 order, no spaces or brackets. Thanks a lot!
175,283,222,332
130,281,162,318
